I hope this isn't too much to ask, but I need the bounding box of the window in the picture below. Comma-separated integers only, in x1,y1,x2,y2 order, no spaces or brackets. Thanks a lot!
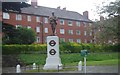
36,37,40,43
60,38,65,42
27,26,31,29
76,30,81,35
90,40,92,43
60,19,64,25
84,39,87,43
83,22,86,27
36,16,40,22
68,20,72,26
89,23,92,26
16,24,22,29
77,39,81,43
27,15,31,21
84,31,87,36
36,26,40,32
45,37,47,43
44,28,48,33
69,39,73,42
44,17,48,23
3,12,10,19
16,14,22,20
90,32,92,36
76,21,80,27
68,30,73,35
60,29,65,34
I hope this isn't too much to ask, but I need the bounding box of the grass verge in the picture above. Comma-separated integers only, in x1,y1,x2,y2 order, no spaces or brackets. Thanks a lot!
19,52,119,66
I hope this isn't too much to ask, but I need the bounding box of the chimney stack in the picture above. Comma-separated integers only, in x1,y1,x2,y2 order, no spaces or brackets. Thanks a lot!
57,6,61,9
63,7,66,10
31,0,37,6
83,11,89,19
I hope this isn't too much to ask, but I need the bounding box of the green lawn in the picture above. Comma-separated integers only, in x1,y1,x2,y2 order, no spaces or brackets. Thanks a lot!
19,52,119,66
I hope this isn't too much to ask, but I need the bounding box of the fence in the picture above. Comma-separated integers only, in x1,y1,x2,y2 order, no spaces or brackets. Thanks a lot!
18,65,79,73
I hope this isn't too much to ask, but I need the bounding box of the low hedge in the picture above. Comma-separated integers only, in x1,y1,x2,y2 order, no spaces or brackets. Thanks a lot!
2,44,47,55
2,42,119,55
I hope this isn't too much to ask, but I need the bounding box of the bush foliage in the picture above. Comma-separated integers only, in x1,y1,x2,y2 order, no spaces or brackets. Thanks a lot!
2,42,119,55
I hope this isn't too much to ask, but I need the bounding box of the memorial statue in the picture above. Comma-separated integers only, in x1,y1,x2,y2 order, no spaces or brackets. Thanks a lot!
49,12,58,35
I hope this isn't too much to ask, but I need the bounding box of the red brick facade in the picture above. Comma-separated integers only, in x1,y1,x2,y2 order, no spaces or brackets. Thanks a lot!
3,12,94,44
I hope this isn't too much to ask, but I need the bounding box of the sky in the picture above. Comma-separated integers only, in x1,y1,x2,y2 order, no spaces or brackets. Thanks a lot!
27,0,116,21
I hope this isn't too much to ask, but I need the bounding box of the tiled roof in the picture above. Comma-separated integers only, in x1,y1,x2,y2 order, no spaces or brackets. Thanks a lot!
21,6,92,22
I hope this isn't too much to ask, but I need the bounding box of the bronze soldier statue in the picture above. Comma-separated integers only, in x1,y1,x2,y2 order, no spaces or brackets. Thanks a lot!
49,12,58,35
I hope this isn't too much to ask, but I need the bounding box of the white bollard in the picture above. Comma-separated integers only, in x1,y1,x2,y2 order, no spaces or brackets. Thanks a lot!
33,63,36,69
78,61,82,71
84,57,86,73
16,64,21,73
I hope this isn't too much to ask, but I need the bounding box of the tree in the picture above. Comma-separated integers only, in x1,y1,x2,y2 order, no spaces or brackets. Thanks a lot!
2,23,36,44
2,23,18,44
94,0,120,44
17,27,36,44
2,2,31,12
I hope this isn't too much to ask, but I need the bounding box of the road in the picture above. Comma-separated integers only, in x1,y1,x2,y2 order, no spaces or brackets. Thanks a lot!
2,65,118,73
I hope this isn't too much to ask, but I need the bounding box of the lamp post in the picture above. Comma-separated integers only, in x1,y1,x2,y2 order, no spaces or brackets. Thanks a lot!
40,22,44,44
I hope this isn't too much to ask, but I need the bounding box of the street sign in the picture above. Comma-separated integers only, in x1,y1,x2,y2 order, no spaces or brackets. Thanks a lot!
81,50,88,57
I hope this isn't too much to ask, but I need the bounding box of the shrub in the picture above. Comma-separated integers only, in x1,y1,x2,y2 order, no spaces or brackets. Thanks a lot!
2,44,47,55
2,43,118,55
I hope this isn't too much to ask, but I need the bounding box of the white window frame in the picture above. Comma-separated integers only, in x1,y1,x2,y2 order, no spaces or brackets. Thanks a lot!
89,23,92,26
76,30,81,35
36,26,40,32
60,38,65,42
84,31,87,36
68,30,73,35
90,40,92,43
69,39,73,42
27,26,31,29
90,32,92,36
36,37,40,43
16,14,22,20
83,22,87,27
16,24,22,29
84,39,87,43
77,39,81,43
27,15,31,21
60,29,65,34
76,21,80,27
60,19,64,25
68,20,72,26
44,28,48,33
45,37,47,43
36,16,40,22
44,17,48,23
3,12,10,19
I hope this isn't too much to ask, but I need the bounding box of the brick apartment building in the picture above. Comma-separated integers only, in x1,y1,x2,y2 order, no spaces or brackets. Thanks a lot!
2,0,94,44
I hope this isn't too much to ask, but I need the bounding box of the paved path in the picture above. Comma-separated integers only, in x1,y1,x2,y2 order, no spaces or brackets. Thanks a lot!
62,66,118,73
2,65,118,73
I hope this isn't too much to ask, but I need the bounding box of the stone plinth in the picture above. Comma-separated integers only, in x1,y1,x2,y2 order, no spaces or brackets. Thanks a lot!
43,36,62,70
